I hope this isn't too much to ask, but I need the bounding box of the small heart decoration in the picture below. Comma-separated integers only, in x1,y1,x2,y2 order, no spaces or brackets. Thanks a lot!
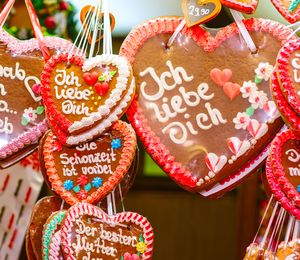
40,121,136,205
41,53,135,145
181,0,222,27
0,30,73,164
61,203,154,260
269,130,300,208
271,0,300,23
120,17,289,195
80,5,115,44
227,137,251,158
220,0,259,14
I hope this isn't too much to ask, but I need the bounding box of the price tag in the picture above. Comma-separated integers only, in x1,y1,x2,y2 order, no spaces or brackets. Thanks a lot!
80,5,115,44
181,0,222,27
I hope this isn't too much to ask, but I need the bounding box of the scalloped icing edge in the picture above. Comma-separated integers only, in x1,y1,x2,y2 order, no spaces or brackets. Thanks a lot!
120,16,294,193
43,120,137,205
61,203,154,260
220,0,258,14
0,31,74,159
271,0,300,23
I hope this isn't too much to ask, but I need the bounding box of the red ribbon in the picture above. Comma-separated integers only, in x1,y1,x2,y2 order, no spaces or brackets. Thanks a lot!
0,0,15,28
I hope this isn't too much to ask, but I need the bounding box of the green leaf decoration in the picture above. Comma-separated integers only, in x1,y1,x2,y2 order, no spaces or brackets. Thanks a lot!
21,116,29,126
139,234,144,242
98,76,104,82
246,106,255,117
289,0,300,12
109,70,117,77
254,75,263,85
137,252,141,256
36,106,45,115
120,256,124,260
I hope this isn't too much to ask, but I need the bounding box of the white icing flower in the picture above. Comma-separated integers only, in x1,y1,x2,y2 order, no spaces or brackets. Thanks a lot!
23,107,37,122
255,62,274,81
240,81,258,98
249,91,268,109
233,112,251,130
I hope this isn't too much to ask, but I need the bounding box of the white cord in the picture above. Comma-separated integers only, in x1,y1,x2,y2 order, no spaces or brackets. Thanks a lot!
167,19,187,48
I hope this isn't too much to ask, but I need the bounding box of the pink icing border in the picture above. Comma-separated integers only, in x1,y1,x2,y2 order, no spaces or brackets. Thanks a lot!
61,203,154,260
120,17,294,194
0,29,74,159
220,0,258,14
271,0,300,23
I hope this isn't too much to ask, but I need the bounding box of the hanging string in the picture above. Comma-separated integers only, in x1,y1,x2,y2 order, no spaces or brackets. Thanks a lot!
284,216,295,248
229,9,257,54
274,210,287,251
88,2,102,59
60,200,65,211
167,20,187,48
0,0,15,28
102,0,112,55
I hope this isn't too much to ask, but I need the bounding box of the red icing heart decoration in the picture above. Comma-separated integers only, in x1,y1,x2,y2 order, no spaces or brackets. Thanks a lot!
61,203,154,260
271,0,300,23
120,17,289,196
220,0,259,14
41,53,135,146
266,130,300,219
0,30,73,165
40,121,136,205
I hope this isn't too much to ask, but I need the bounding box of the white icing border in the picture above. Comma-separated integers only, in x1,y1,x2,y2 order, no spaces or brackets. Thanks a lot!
66,77,135,145
68,54,131,133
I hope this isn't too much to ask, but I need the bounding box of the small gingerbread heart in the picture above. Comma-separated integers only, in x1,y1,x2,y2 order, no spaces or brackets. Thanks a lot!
271,0,300,23
41,53,135,145
40,121,136,205
61,203,154,260
220,0,259,14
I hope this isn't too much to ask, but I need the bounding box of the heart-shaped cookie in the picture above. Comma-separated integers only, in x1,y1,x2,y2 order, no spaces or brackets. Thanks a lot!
61,203,154,260
271,72,300,133
277,39,300,115
42,210,66,260
27,196,68,260
181,0,222,27
41,53,134,138
269,130,300,207
120,17,290,195
0,30,73,164
271,0,300,23
220,0,258,14
266,157,300,219
40,121,136,205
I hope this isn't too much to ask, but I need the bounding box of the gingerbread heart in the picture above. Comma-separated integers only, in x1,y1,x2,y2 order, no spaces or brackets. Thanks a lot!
61,203,154,260
271,72,300,133
28,196,68,260
0,30,73,164
41,53,135,142
42,210,66,260
277,39,300,115
40,121,136,205
269,130,300,207
120,17,289,195
271,0,300,23
220,0,259,14
266,157,300,219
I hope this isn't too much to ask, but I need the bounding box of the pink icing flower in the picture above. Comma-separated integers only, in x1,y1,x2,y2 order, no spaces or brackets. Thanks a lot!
240,81,257,99
255,62,273,81
124,253,140,260
23,107,37,122
249,91,268,109
233,112,250,130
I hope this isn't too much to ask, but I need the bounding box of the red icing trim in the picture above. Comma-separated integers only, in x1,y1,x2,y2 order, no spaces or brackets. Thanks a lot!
271,0,300,23
120,17,294,193
220,0,258,14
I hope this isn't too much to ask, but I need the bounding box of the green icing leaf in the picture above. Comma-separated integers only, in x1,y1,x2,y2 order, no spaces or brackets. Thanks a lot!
98,76,104,82
139,234,144,242
246,106,255,117
110,70,117,77
120,256,124,260
21,116,28,126
254,75,263,84
36,106,45,115
289,0,300,12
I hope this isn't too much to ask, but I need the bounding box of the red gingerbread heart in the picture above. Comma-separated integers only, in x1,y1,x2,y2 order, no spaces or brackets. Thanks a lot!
41,53,135,145
61,203,154,260
0,30,73,166
271,0,300,23
40,121,137,205
120,17,290,196
220,0,259,14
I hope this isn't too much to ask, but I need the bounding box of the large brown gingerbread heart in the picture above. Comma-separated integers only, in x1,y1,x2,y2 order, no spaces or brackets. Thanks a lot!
61,203,154,260
0,30,73,165
41,53,135,145
120,17,291,195
40,121,137,205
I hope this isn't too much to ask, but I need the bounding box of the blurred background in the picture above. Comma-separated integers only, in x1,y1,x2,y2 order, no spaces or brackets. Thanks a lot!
0,0,291,259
